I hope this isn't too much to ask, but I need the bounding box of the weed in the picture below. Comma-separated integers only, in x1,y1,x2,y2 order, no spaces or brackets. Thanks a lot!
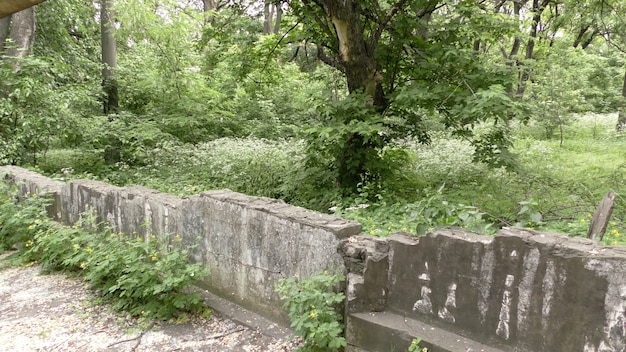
276,271,347,352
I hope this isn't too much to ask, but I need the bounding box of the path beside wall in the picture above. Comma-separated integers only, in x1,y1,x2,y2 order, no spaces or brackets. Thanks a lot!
3,165,626,352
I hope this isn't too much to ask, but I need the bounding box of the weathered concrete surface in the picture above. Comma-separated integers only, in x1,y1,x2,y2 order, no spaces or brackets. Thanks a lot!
0,166,362,326
341,228,626,352
1,165,63,220
180,190,361,324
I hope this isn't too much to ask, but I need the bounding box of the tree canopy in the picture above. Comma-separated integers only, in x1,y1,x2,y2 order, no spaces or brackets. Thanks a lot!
0,0,625,194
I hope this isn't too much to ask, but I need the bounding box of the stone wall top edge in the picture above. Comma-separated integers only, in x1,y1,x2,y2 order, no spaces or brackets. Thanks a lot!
0,165,64,191
198,189,362,237
66,179,123,190
497,227,626,258
425,227,494,244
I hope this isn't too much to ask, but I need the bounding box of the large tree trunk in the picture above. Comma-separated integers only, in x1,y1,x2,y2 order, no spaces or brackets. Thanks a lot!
4,7,36,70
263,0,271,34
0,0,45,19
315,0,387,190
202,0,215,11
320,1,384,106
263,2,282,35
101,0,117,115
617,68,626,131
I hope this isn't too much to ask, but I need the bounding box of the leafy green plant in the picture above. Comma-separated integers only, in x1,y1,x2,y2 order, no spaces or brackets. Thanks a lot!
515,199,543,227
408,338,428,352
0,182,52,251
27,216,209,320
0,182,209,321
276,271,347,352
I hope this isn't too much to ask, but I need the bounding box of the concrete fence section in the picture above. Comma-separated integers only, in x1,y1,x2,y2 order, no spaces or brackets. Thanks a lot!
2,165,625,352
1,166,362,324
340,229,626,352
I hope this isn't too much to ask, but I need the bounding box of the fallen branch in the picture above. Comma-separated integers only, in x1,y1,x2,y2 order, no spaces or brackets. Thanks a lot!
206,327,245,340
107,322,155,351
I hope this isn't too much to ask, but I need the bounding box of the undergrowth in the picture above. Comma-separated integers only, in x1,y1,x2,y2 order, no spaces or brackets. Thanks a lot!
32,114,626,245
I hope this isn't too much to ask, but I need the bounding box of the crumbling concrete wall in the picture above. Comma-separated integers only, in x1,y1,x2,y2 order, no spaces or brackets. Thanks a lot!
1,166,63,220
179,190,360,323
0,166,362,324
4,165,625,351
341,228,626,352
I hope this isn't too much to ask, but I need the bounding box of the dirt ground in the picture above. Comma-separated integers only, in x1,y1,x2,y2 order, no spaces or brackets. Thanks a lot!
0,254,302,352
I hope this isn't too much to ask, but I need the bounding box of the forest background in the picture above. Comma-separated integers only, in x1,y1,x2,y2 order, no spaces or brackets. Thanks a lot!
1,0,625,245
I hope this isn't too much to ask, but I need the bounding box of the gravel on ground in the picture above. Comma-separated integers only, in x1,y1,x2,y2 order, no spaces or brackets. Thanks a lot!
0,253,302,352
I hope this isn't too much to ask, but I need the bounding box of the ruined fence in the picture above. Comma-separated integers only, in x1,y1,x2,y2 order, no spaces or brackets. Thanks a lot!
0,166,361,325
2,165,626,352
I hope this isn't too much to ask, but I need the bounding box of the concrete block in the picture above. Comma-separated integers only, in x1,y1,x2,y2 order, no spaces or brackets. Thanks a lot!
343,228,626,352
118,185,182,238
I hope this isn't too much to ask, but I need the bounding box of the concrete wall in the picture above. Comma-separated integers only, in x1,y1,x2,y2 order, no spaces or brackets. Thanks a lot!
3,165,626,352
341,228,626,352
1,166,362,324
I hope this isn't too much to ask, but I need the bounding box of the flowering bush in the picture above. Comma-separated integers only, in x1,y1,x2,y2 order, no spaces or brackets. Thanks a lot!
405,133,482,183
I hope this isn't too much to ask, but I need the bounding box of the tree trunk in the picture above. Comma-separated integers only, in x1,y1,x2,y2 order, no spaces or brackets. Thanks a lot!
0,0,45,19
5,7,36,70
273,6,281,34
517,0,549,96
263,0,271,34
202,0,215,11
101,0,119,164
0,14,10,54
617,68,626,131
322,1,383,106
101,0,118,115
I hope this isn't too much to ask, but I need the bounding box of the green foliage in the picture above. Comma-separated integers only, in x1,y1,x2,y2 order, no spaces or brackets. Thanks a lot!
0,183,209,321
0,57,97,165
0,183,51,251
276,271,347,352
302,92,417,194
408,338,428,352
80,112,177,167
525,46,624,140
336,184,494,237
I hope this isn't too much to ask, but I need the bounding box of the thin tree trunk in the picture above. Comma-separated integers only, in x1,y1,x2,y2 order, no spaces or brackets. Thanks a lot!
617,68,626,131
0,14,10,55
273,5,281,34
263,0,270,34
101,0,117,115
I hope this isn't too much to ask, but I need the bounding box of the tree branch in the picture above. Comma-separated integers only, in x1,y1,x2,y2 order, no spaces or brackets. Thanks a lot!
370,0,409,49
316,44,344,72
